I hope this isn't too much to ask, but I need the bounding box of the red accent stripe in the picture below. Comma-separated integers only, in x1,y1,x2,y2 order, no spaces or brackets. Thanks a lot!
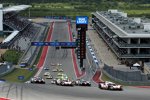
68,22,85,78
92,70,103,83
0,98,10,100
37,22,54,68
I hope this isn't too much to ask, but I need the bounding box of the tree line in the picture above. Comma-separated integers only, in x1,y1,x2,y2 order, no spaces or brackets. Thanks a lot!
1,0,149,4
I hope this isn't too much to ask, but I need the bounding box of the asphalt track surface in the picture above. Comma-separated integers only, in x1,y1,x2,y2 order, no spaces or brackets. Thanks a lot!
0,82,150,100
39,22,77,83
1,21,150,100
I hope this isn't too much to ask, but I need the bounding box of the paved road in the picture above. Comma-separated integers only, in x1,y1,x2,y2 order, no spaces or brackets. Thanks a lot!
39,22,76,84
71,23,97,86
0,82,150,100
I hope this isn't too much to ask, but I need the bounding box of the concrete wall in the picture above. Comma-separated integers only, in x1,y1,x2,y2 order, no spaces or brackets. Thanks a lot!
0,62,14,77
103,64,149,82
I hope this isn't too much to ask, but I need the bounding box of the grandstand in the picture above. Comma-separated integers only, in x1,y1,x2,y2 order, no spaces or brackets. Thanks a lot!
0,4,32,49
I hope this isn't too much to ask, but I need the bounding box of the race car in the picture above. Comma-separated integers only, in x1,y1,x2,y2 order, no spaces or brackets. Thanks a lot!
52,68,58,72
51,63,62,66
60,79,74,86
75,79,91,86
56,74,68,80
25,81,31,83
46,75,53,79
98,81,123,91
58,68,63,72
57,73,63,76
56,79,62,85
44,67,49,70
57,63,62,66
51,79,57,84
44,72,50,76
30,77,45,84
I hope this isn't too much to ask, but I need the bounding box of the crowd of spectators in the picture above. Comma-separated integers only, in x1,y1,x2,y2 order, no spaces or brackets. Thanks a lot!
10,24,38,51
0,12,37,49
3,12,17,19
4,13,31,31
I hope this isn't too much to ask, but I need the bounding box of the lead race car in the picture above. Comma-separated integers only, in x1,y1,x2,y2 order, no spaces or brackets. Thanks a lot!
98,81,123,91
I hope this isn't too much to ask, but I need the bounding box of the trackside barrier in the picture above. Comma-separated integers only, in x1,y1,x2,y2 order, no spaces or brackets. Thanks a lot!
86,38,100,73
0,63,15,77
102,64,150,85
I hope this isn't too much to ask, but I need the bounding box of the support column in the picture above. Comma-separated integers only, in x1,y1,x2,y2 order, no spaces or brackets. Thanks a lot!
137,48,140,54
138,38,140,54
128,48,131,54
128,38,131,44
138,38,141,44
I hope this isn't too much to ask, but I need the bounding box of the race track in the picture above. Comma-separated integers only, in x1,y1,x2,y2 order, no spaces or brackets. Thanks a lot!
0,82,150,100
1,20,150,100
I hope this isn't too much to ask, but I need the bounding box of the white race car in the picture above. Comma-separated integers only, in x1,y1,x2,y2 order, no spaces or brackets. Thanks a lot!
57,73,63,76
51,63,55,66
60,79,74,86
30,77,45,84
51,79,57,84
44,67,49,70
98,81,123,91
52,68,58,72
44,72,50,76
57,63,62,66
51,63,62,66
58,68,63,72
46,75,53,79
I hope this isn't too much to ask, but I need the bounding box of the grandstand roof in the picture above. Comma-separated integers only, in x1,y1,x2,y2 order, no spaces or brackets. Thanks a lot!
2,30,19,43
3,5,31,13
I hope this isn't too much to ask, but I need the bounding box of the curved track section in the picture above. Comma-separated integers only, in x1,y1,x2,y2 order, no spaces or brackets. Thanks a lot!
0,83,150,100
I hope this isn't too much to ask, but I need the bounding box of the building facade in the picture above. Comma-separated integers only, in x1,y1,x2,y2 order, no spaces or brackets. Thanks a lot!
92,10,150,62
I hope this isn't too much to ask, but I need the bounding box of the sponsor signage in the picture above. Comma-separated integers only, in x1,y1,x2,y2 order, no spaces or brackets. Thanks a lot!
18,76,24,80
76,16,88,25
31,42,77,47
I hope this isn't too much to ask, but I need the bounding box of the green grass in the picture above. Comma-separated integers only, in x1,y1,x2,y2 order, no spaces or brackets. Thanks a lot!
20,3,150,19
125,9,150,15
34,47,43,65
1,47,41,83
2,68,37,82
